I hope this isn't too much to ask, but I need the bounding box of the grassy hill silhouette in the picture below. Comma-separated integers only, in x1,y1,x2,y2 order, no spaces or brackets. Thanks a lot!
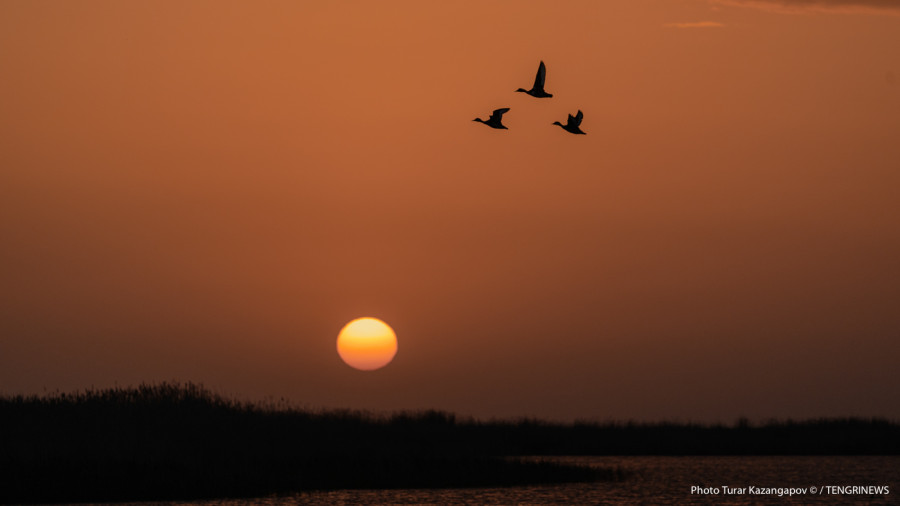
1,382,897,503
0,383,616,503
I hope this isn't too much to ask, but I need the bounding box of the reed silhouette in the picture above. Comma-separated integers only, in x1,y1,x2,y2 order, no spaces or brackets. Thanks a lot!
1,383,897,503
0,383,618,503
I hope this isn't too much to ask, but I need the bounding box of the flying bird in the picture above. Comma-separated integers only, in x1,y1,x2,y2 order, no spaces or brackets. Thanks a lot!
473,108,510,129
553,110,586,135
516,61,553,98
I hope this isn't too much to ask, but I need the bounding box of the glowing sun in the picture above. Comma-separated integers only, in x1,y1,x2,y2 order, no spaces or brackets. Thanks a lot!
336,317,398,371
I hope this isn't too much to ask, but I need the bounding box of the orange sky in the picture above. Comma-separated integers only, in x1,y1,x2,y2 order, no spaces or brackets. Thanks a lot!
1,0,898,421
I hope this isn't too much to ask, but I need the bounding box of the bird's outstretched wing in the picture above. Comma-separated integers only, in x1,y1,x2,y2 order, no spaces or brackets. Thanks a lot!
569,109,584,126
534,61,546,90
490,108,510,121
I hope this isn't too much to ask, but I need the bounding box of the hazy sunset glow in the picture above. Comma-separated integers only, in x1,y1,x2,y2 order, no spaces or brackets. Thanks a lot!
1,0,898,422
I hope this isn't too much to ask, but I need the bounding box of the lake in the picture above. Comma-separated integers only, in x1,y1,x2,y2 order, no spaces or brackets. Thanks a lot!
127,456,898,505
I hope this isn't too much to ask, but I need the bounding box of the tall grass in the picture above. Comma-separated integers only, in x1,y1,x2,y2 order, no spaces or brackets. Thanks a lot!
1,382,896,503
0,383,618,503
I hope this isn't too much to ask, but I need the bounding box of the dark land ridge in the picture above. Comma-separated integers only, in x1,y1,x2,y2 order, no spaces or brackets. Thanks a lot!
1,382,897,503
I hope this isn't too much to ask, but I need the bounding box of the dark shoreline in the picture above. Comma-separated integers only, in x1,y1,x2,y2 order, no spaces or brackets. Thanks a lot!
1,383,896,503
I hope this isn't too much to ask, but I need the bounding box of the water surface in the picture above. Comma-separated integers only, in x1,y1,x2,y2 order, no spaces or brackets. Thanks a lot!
126,456,898,505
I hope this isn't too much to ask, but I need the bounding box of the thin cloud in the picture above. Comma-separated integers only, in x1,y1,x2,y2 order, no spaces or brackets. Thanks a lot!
709,0,900,15
664,21,726,28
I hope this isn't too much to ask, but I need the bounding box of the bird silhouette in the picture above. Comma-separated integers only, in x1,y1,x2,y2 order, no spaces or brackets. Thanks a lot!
473,108,510,129
553,110,586,135
516,61,553,98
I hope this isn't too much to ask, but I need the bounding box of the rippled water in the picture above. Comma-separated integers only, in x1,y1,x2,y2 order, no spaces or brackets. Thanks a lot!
128,456,898,505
